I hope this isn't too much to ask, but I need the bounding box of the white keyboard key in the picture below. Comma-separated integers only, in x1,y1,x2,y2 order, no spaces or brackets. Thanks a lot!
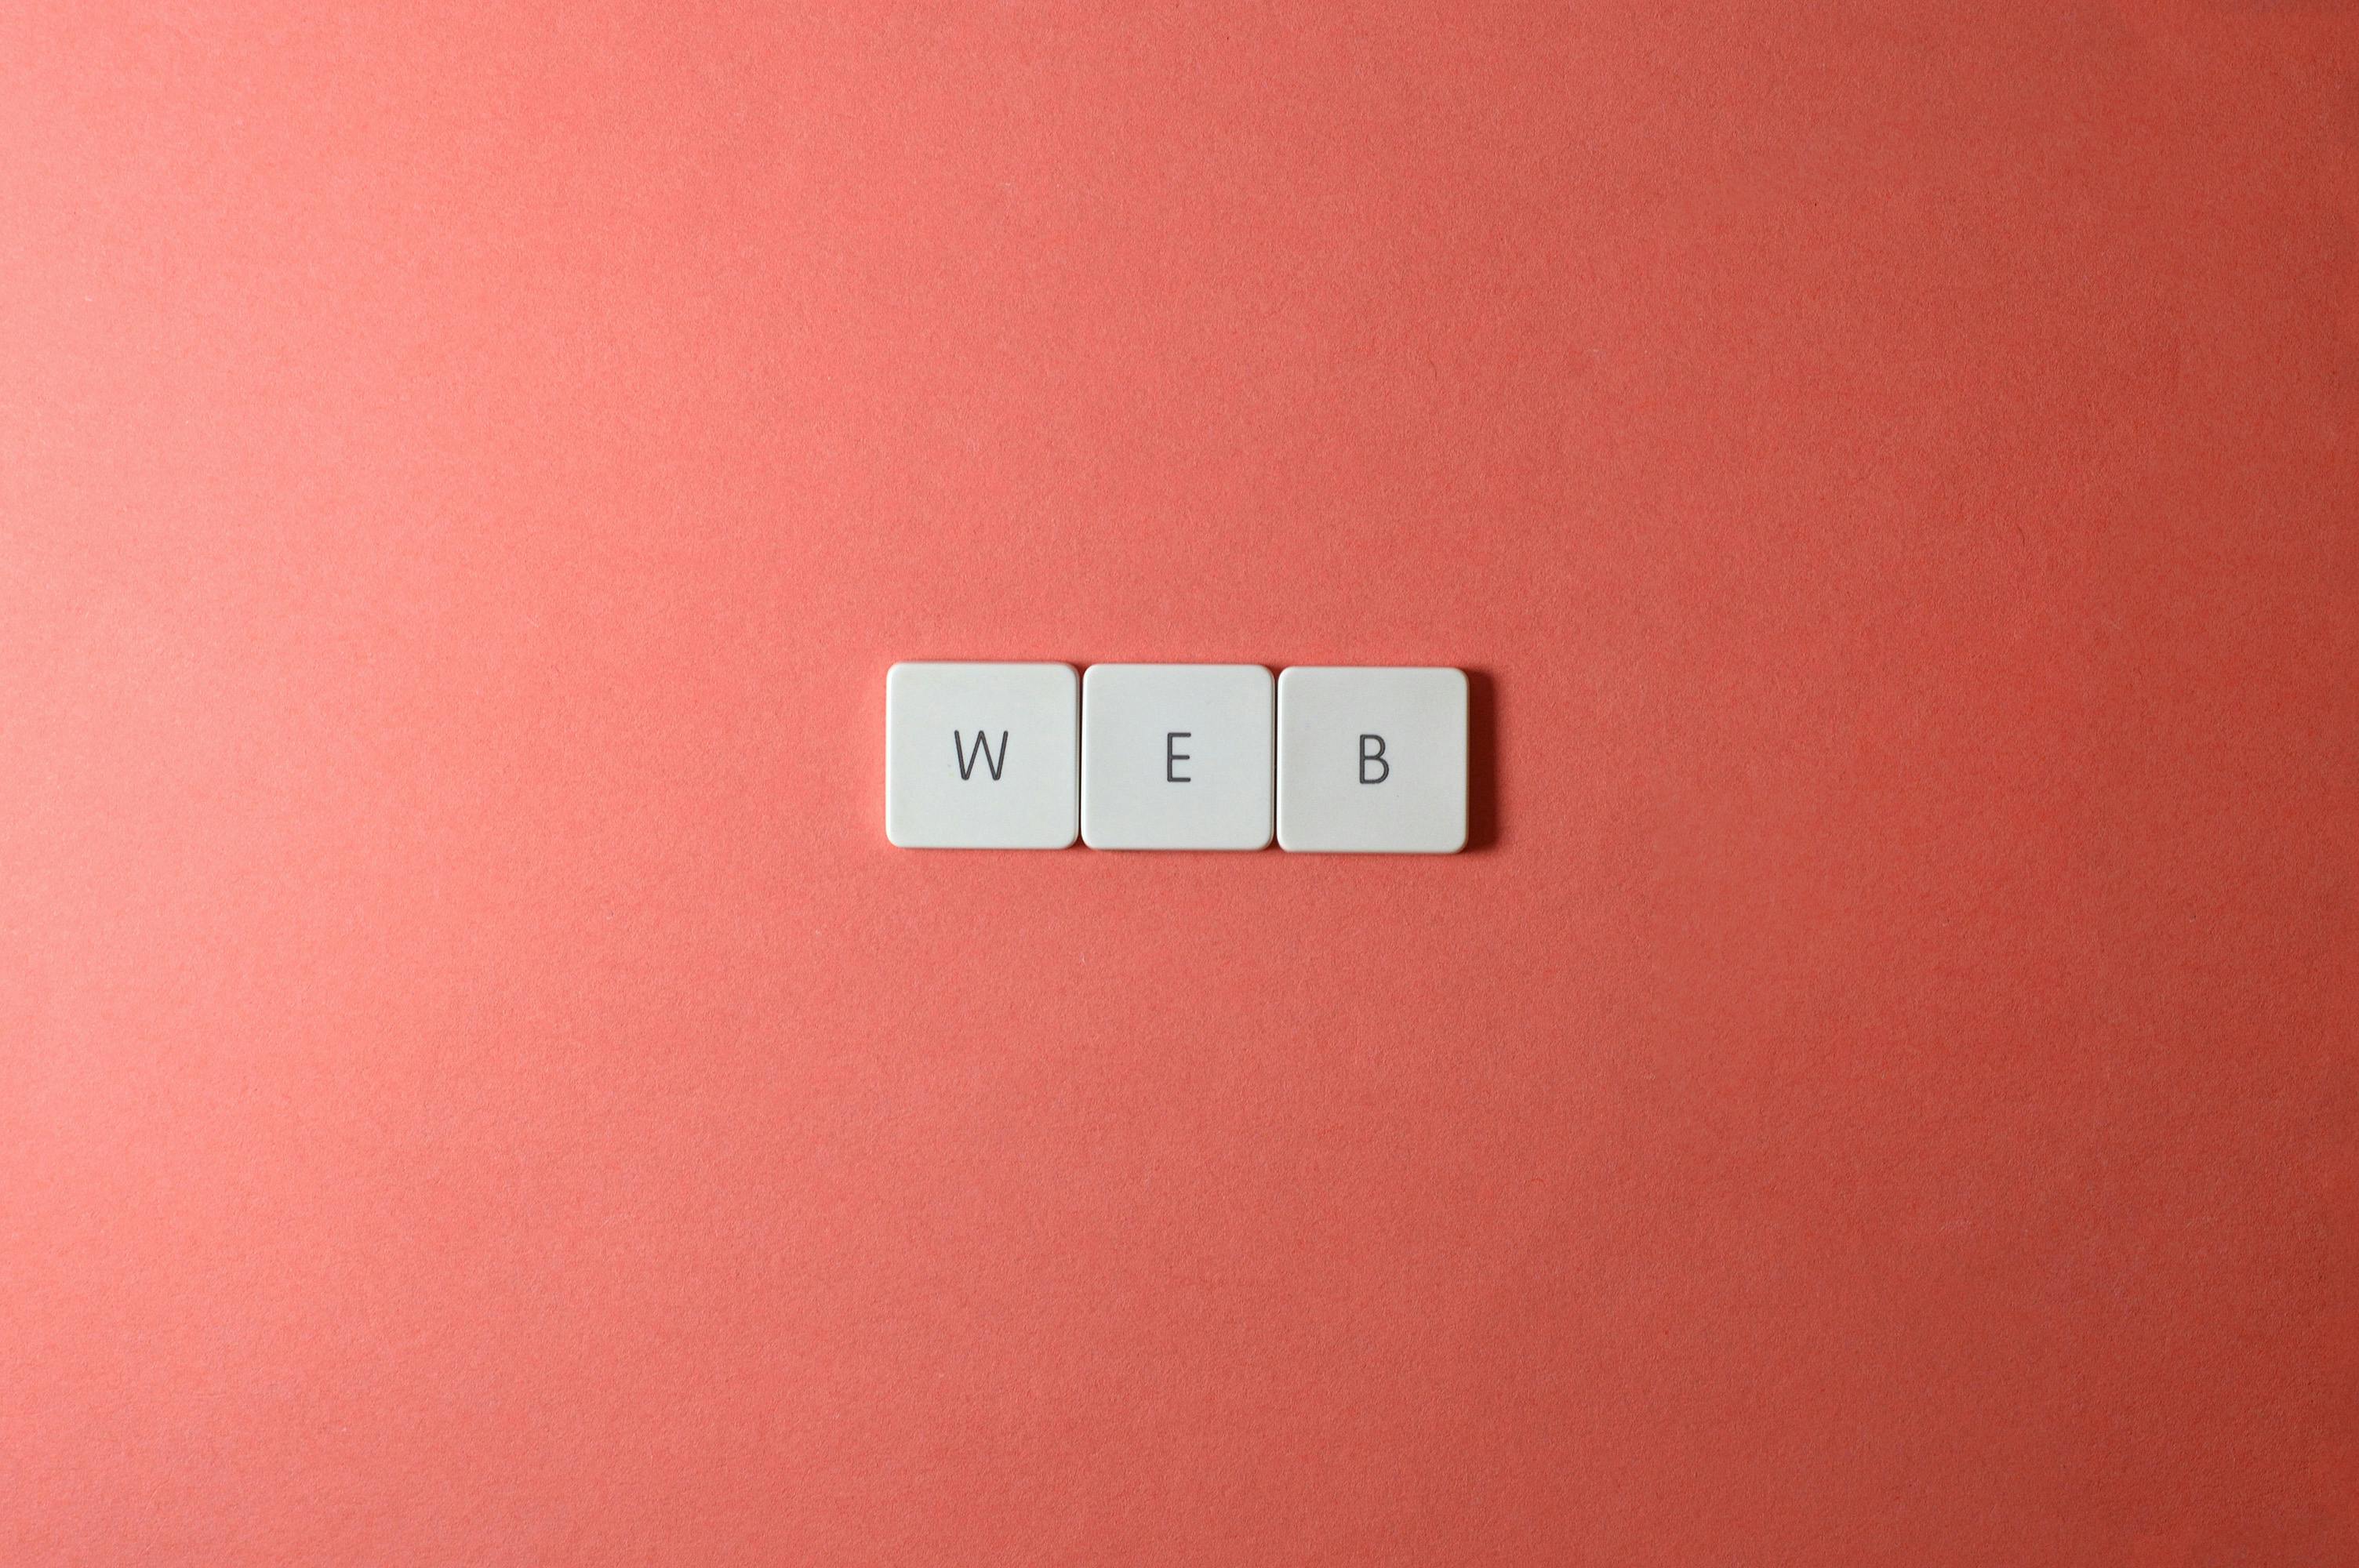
1081,663,1274,851
885,662,1078,848
1276,666,1467,854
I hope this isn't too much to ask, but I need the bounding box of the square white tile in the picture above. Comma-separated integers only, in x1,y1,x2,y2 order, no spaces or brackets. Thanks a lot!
885,662,1078,848
1276,666,1467,854
1081,663,1274,851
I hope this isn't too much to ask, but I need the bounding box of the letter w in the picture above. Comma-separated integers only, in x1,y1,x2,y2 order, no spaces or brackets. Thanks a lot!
954,730,1009,781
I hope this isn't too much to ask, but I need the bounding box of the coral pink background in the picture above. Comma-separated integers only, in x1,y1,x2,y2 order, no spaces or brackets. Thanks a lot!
4,3,2354,1563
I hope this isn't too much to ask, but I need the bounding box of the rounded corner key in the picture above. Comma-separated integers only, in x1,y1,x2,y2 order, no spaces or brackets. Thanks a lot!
1274,666,1467,854
884,662,1079,849
1080,663,1275,851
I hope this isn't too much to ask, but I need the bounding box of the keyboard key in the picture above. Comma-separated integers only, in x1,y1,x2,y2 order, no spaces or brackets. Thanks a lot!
1276,666,1467,854
1081,663,1274,851
885,662,1078,848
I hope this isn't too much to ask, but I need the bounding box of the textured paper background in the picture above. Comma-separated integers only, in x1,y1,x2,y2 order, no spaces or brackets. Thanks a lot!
3,3,2355,1563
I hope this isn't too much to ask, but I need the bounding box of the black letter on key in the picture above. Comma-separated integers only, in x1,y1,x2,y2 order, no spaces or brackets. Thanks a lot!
954,729,1009,781
1166,732,1192,783
1359,734,1390,785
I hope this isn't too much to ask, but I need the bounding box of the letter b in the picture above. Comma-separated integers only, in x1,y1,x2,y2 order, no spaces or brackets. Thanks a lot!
1359,734,1389,785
